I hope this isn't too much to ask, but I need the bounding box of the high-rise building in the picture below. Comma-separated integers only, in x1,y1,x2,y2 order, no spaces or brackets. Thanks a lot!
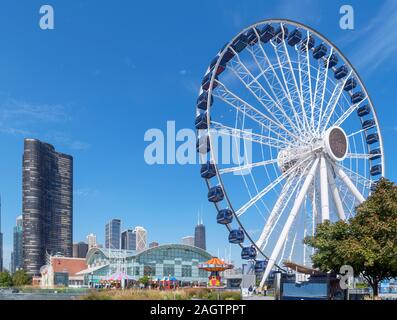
121,229,136,251
86,233,97,250
22,139,73,276
134,226,147,252
182,236,194,247
0,196,3,272
73,242,89,258
105,219,121,249
194,220,206,251
12,215,23,273
149,241,159,248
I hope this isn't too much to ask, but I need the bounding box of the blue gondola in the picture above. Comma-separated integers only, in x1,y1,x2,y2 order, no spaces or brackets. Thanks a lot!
231,34,248,53
357,105,370,117
369,148,382,160
228,229,244,244
196,91,213,111
196,136,210,153
246,28,260,45
362,119,375,130
221,47,235,64
201,73,218,91
351,91,365,104
366,133,379,145
287,29,302,46
313,44,327,59
300,36,315,51
326,54,338,68
370,164,382,176
274,26,289,43
241,246,257,260
201,161,216,179
216,209,233,224
370,181,379,192
208,185,224,203
254,260,267,272
260,24,275,43
344,78,357,91
195,113,209,130
334,65,348,80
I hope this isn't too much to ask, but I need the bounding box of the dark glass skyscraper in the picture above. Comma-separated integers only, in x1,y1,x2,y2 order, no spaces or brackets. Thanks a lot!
121,229,136,251
105,219,121,249
22,139,73,276
194,221,206,251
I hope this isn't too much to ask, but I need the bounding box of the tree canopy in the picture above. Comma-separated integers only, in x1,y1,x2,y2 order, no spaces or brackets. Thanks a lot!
304,178,397,296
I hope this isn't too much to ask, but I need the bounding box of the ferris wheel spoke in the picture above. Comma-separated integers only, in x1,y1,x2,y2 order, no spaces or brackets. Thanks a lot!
210,121,292,149
330,161,366,203
333,161,372,189
332,96,368,128
347,126,376,138
256,159,312,251
327,164,346,220
218,159,278,174
319,155,330,222
312,57,329,133
260,156,320,286
345,153,371,160
214,81,305,143
236,155,313,217
320,70,353,133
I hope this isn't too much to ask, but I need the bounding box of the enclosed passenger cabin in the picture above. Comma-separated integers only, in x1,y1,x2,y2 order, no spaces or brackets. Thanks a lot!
274,26,289,43
344,78,357,91
362,119,375,130
209,57,226,76
221,47,236,64
255,260,267,272
202,73,218,91
334,65,348,80
260,24,276,43
287,29,302,46
366,133,379,145
196,136,210,154
216,209,233,224
369,148,382,160
241,246,257,260
197,91,213,111
246,28,260,45
313,44,327,59
231,34,248,53
228,229,244,244
300,36,315,51
200,161,216,179
208,185,224,203
370,181,379,192
195,112,209,130
357,105,370,117
326,54,338,68
370,164,382,176
351,91,365,104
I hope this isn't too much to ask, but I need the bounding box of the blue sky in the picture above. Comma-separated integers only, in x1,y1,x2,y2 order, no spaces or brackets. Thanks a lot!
1,0,397,269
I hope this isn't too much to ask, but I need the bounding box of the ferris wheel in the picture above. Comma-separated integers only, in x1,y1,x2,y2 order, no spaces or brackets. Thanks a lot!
195,19,384,287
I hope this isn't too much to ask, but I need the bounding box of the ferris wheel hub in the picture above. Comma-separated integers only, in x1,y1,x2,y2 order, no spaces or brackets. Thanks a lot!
324,126,348,162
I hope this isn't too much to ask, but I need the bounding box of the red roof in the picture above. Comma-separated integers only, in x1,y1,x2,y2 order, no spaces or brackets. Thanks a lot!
51,257,87,276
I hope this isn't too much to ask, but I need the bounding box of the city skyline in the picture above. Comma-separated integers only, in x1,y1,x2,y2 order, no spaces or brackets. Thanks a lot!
1,0,397,270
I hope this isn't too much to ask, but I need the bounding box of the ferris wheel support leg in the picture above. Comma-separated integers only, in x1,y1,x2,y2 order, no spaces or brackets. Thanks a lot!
332,163,365,204
259,157,320,289
319,155,330,222
327,162,346,220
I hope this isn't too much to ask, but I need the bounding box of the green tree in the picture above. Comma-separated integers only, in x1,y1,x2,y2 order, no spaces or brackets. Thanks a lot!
12,270,31,287
0,271,13,287
139,275,150,288
305,178,397,297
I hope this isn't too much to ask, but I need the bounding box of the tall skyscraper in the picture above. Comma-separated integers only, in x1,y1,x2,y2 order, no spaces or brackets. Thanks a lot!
105,219,121,249
86,233,97,250
182,236,194,246
194,217,206,250
12,215,23,273
121,229,136,251
22,139,73,276
0,196,3,272
134,226,147,252
73,242,89,258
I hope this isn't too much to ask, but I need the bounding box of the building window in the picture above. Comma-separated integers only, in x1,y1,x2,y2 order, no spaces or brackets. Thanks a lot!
182,265,192,277
163,264,174,277
144,265,156,276
134,266,140,276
